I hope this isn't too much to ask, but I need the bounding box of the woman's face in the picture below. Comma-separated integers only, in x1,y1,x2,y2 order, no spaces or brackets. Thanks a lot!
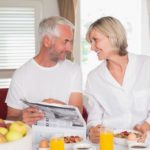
89,29,115,60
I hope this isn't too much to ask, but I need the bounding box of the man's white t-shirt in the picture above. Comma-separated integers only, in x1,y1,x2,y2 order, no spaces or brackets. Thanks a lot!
6,59,82,109
85,53,150,130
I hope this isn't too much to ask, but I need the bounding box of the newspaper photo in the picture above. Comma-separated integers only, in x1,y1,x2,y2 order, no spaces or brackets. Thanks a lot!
21,99,85,128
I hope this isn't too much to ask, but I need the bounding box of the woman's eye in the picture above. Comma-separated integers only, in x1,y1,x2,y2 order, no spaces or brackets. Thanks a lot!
93,38,97,42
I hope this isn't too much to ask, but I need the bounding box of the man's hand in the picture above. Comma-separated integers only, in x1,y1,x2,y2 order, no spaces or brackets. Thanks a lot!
22,106,44,126
134,121,150,142
43,98,66,105
89,125,101,143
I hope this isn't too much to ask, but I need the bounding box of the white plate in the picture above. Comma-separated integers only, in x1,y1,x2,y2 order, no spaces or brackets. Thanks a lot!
128,142,149,150
114,129,140,146
73,143,95,150
65,143,75,150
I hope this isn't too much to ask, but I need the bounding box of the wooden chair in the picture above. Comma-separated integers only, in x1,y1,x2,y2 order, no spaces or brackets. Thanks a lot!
82,106,88,122
0,88,8,119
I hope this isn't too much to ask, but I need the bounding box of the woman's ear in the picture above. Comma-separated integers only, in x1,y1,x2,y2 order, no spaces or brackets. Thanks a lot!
43,36,51,48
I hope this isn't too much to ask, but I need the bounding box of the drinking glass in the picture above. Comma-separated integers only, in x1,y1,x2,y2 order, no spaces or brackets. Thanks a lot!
50,134,64,150
100,127,114,150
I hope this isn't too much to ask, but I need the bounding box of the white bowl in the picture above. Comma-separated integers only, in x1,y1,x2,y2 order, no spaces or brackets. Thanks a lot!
128,142,149,150
0,123,32,150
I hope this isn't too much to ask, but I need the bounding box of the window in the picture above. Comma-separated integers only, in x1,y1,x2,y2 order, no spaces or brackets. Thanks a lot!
0,0,42,88
0,7,35,69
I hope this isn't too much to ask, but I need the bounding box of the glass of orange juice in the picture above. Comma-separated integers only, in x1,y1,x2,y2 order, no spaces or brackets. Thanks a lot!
100,127,114,150
50,134,64,150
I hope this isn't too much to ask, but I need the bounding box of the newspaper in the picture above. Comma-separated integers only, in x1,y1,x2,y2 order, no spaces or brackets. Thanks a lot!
21,99,85,128
21,99,86,147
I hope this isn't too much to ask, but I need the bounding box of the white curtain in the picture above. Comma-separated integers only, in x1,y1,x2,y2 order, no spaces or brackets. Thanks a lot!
141,0,150,55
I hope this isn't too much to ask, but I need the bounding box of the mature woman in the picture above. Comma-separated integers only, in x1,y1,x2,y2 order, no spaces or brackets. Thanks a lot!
85,16,150,143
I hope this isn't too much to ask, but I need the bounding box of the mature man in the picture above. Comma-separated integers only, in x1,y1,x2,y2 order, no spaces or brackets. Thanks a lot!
6,16,83,125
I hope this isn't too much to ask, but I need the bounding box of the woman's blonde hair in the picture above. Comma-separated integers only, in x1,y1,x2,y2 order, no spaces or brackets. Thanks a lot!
86,16,128,56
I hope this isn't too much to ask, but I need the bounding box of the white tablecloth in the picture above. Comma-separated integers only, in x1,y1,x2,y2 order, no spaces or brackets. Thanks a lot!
93,144,127,150
64,140,128,150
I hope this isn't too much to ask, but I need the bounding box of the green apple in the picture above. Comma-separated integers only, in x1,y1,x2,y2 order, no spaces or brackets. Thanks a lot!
0,133,7,143
6,130,23,142
9,121,27,136
0,127,8,135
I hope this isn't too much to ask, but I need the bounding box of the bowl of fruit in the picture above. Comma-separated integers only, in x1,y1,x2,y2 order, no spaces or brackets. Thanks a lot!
0,119,32,150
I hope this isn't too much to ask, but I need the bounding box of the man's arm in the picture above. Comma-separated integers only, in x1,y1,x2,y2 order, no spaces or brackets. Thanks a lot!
7,106,22,121
68,92,83,114
7,106,44,126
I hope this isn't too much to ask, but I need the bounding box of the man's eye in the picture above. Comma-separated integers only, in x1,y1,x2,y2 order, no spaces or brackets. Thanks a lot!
64,40,73,45
64,40,69,44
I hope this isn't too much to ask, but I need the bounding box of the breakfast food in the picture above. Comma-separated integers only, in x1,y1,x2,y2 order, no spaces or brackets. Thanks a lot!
114,131,141,139
64,136,83,143
127,133,137,141
39,139,49,148
114,131,130,138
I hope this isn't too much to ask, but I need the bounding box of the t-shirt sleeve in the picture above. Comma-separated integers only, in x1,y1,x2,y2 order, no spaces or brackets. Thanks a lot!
5,71,26,109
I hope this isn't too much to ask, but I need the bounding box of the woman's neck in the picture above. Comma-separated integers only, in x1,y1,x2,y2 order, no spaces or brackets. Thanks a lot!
107,54,128,72
106,53,129,85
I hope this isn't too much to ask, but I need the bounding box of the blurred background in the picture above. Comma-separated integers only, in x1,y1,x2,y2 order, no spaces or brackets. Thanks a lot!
0,0,149,88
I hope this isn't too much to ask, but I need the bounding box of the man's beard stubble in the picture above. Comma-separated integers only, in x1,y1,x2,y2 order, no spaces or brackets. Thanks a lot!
48,48,71,62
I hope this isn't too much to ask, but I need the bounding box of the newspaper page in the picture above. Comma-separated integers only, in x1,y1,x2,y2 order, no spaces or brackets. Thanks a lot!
21,99,85,129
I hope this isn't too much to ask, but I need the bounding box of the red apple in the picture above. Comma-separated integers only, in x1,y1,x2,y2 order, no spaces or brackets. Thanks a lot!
0,119,7,128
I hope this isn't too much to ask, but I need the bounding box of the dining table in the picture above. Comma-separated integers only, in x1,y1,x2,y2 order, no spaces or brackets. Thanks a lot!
63,140,128,150
92,143,127,150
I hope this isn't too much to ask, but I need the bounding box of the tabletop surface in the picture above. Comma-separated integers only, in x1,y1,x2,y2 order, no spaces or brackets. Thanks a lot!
63,141,128,150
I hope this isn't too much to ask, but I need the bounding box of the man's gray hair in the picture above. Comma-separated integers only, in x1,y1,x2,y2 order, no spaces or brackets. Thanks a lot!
38,16,74,44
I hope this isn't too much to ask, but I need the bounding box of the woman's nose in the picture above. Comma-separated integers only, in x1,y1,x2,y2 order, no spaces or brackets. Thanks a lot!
90,43,96,51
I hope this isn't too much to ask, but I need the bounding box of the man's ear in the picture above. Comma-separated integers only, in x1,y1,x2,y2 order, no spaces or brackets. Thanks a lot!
43,36,51,48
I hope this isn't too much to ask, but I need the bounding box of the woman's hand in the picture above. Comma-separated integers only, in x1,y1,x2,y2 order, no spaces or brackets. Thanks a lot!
134,121,150,142
89,125,101,143
43,98,66,105
22,106,44,126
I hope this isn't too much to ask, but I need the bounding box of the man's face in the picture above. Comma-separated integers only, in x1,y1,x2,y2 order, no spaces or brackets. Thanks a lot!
48,25,74,62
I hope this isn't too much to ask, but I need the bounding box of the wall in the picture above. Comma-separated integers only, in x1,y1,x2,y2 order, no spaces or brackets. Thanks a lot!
42,0,59,18
0,0,59,80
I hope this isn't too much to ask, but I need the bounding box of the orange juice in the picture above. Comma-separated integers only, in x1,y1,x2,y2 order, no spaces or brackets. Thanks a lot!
100,128,114,150
50,137,64,150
